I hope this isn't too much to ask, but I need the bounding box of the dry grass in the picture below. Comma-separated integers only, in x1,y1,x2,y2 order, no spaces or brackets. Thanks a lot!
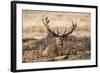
22,35,91,63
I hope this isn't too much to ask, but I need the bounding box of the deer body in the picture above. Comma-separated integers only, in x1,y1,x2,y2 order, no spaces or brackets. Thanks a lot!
42,42,64,58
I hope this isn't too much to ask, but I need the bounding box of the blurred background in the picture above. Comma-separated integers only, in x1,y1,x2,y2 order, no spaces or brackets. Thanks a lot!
23,10,91,40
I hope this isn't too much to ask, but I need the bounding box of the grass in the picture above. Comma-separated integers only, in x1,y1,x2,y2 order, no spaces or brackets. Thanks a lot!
22,35,91,63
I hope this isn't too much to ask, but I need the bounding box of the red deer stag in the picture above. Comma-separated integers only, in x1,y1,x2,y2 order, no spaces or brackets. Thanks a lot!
42,16,77,60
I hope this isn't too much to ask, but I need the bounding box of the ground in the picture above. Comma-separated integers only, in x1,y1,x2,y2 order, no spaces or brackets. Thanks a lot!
22,35,91,63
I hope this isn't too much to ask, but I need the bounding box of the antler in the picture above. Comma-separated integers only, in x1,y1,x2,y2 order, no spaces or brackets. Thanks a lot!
62,21,77,37
42,16,77,37
42,16,59,37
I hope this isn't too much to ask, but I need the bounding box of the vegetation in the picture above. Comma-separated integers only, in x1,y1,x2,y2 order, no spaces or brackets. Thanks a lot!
22,34,91,63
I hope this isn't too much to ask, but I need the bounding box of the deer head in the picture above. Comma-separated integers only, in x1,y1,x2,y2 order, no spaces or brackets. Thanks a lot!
42,16,77,47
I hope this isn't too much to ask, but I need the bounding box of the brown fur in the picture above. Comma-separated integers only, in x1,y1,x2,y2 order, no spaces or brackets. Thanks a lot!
42,42,65,58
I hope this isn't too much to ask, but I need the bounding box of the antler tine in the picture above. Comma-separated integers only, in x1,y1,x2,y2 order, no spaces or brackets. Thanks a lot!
72,21,77,29
56,28,59,35
62,21,77,37
45,16,50,24
63,29,67,36
42,16,50,26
